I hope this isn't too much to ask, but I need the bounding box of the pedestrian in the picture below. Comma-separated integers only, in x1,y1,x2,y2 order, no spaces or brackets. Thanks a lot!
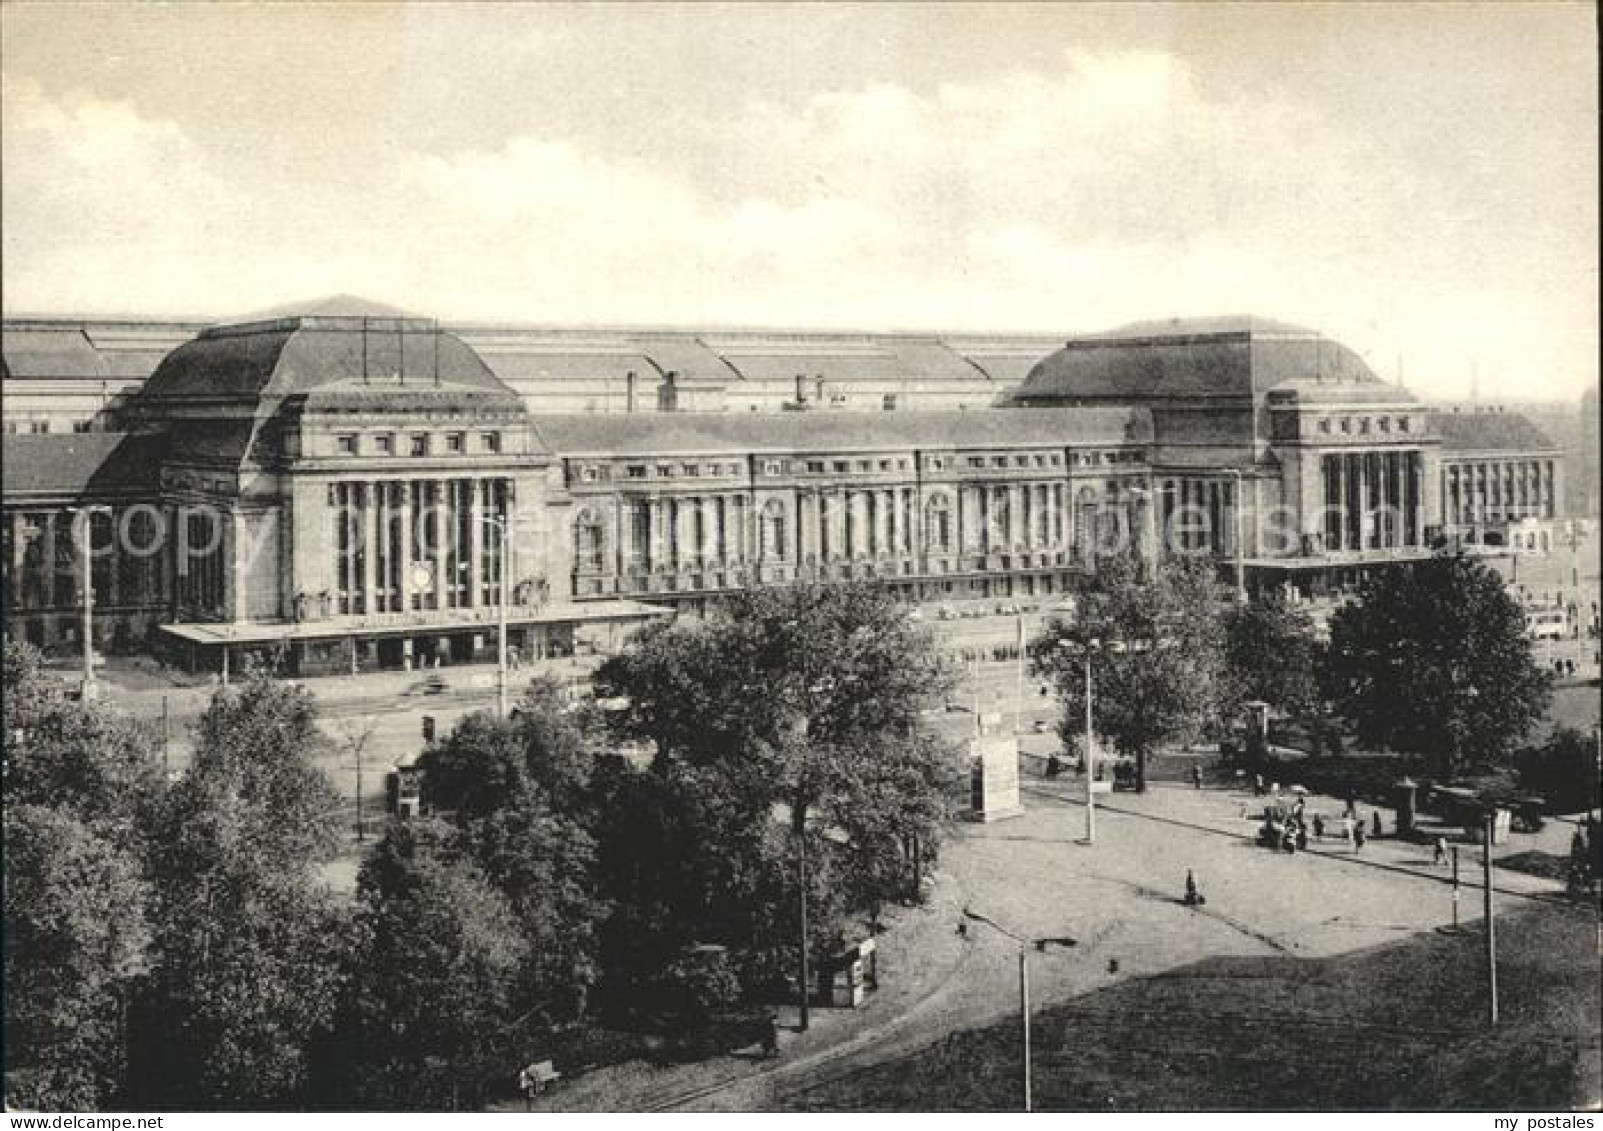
1192,764,1203,790
1184,869,1205,906
761,1012,780,1059
1341,815,1355,848
1254,773,1265,797
1372,810,1383,839
1343,790,1357,818
1296,824,1308,852
1433,836,1448,866
1353,820,1367,851
1312,813,1326,841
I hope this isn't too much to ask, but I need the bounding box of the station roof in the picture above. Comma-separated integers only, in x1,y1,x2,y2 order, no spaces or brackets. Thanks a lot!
0,432,164,499
1429,410,1558,453
1008,318,1386,404
530,406,1151,457
137,315,517,404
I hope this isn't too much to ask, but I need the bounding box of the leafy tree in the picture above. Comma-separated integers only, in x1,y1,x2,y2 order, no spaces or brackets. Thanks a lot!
1031,550,1227,790
3,639,60,737
1324,554,1552,776
133,668,347,1109
3,640,162,827
595,583,958,997
1222,589,1323,724
419,682,608,1030
1514,727,1599,813
422,677,594,818
3,805,151,1111
338,819,529,1111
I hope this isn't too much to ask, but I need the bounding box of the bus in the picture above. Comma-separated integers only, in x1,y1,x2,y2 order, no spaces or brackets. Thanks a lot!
1524,606,1567,641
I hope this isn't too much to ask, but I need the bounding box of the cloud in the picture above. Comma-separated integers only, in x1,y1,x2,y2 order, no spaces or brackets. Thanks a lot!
1,46,1593,399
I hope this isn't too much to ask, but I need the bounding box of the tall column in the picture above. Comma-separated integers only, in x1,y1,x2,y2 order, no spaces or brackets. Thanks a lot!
430,481,447,609
42,512,58,607
465,480,481,609
961,486,979,553
1008,484,1023,550
399,480,415,609
700,496,719,564
361,482,378,613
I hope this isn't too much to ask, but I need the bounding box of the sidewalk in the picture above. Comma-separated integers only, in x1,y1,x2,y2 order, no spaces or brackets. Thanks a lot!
1022,759,1570,903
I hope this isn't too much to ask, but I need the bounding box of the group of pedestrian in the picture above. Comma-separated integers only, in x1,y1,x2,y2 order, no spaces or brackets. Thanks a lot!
1258,793,1375,854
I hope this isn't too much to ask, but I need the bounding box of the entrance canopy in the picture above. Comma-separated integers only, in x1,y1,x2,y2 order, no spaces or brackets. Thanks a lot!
158,599,671,647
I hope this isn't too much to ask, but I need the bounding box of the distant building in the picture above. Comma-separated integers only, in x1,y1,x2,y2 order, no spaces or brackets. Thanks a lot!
0,302,1566,673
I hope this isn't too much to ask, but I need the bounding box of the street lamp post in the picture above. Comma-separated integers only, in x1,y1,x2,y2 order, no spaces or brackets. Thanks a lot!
68,505,110,700
961,907,1076,1112
1225,468,1247,604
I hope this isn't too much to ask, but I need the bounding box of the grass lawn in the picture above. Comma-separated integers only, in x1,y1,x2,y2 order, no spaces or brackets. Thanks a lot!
784,900,1600,1112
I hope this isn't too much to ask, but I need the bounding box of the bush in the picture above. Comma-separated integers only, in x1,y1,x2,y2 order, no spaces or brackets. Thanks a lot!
640,948,742,1028
1515,728,1601,814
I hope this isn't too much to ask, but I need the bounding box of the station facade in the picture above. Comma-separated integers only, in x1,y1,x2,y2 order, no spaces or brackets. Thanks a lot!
1,303,1564,674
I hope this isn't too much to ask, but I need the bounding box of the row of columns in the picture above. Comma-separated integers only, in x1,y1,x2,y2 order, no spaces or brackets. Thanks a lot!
4,508,167,613
619,494,752,572
331,477,509,616
1321,451,1424,551
1443,459,1555,526
1158,478,1237,555
958,482,1069,554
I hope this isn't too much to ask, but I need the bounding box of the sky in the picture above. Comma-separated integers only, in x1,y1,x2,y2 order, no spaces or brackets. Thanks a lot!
1,1,1596,401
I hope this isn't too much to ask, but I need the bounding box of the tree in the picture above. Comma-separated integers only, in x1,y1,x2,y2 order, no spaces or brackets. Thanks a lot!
4,805,151,1111
337,819,530,1111
1222,589,1323,723
595,582,959,998
3,640,163,827
419,682,608,1030
1515,727,1601,814
133,668,347,1109
1031,550,1227,791
1324,554,1552,776
422,677,595,818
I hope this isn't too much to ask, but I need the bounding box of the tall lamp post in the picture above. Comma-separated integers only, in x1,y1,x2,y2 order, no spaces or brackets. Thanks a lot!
67,505,111,700
961,907,1076,1112
472,513,513,719
1225,467,1247,604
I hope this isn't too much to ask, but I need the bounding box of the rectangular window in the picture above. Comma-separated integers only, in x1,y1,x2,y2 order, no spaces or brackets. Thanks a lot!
656,465,674,478
968,457,986,468
764,460,782,475
446,432,465,453
807,460,825,473
626,465,647,479
480,432,501,453
73,420,93,434
410,434,429,456
833,460,849,473
338,434,359,455
682,464,700,477
878,459,892,471
581,466,598,483
375,434,394,455
30,421,50,434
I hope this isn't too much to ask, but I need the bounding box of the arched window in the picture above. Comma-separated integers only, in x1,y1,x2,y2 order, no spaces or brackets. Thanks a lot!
761,499,787,560
574,508,605,572
924,493,953,554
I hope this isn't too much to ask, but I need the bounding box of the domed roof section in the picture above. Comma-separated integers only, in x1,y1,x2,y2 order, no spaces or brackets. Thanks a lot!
1006,315,1386,404
136,297,516,403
